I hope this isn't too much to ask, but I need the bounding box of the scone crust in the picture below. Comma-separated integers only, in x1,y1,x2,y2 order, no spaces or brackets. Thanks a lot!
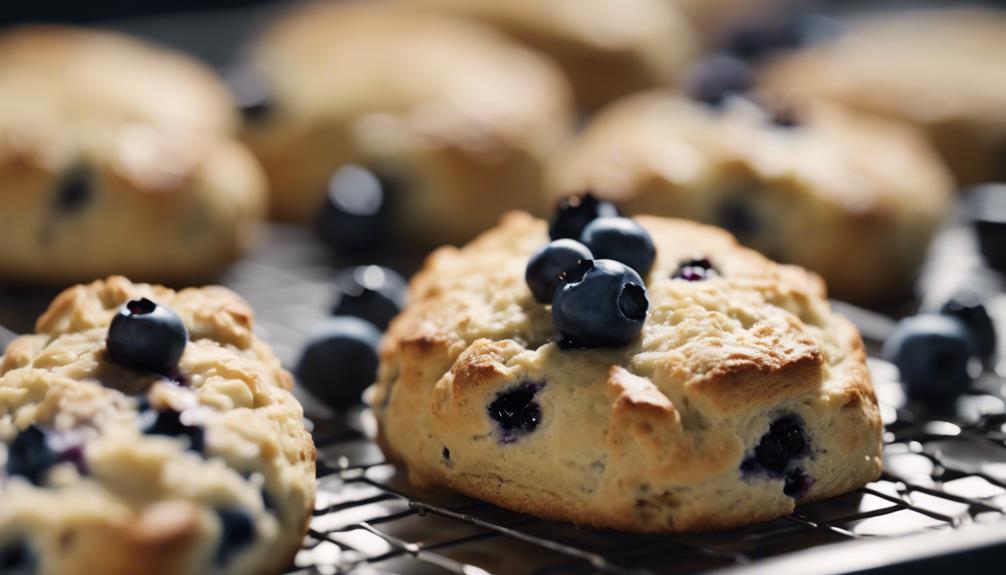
0,276,315,575
374,212,882,533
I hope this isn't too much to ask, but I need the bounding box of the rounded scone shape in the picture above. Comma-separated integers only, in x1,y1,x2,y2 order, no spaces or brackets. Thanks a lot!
0,26,266,285
548,93,953,304
0,276,315,575
240,2,574,243
373,212,882,533
407,0,698,111
760,9,1006,186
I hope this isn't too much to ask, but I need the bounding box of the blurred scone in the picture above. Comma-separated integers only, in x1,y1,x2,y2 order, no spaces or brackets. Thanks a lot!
761,9,1006,185
0,276,315,575
549,92,953,303
374,212,882,533
0,26,266,285
409,0,697,110
240,1,573,244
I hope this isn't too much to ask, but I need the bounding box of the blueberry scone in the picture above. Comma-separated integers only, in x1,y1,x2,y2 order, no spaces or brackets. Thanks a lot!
238,2,573,245
0,276,315,574
408,0,697,111
548,92,953,304
0,26,266,284
761,8,1006,186
374,211,882,533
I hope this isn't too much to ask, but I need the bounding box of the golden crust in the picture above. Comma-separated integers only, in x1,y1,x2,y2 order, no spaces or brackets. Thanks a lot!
375,212,882,533
0,277,315,575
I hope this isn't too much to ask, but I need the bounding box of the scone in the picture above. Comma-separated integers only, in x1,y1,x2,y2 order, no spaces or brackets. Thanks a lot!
240,1,573,244
374,212,883,533
760,8,1006,186
0,26,266,285
408,0,698,111
548,92,954,304
0,276,315,575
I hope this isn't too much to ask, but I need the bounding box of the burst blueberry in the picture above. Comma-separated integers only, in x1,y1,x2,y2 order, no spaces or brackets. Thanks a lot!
553,259,648,349
332,265,407,330
316,165,397,251
106,298,188,373
672,257,717,281
295,316,381,409
525,239,594,303
215,507,256,565
488,382,543,442
141,409,205,454
752,417,807,473
5,426,57,485
883,314,974,398
579,217,655,278
549,192,620,241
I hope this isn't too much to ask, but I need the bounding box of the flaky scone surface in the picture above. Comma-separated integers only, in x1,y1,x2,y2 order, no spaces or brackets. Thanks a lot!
374,212,882,533
0,277,315,575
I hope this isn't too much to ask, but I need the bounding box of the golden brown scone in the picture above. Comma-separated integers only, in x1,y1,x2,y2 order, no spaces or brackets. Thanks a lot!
548,92,953,304
241,1,574,244
761,8,1006,186
374,212,882,533
408,0,698,110
0,26,266,285
0,276,315,575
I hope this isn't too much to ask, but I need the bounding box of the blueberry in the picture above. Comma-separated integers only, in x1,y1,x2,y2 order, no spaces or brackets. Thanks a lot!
883,315,975,398
53,164,92,214
331,265,407,330
783,468,813,499
753,417,806,473
723,14,840,62
215,508,255,565
525,239,594,303
5,426,56,485
316,165,397,251
965,184,1006,273
549,192,620,241
295,316,381,410
0,538,36,575
141,409,205,454
685,55,753,107
488,382,543,442
579,217,656,278
106,298,188,373
226,64,273,122
939,292,997,365
553,259,648,348
716,200,759,240
672,257,717,281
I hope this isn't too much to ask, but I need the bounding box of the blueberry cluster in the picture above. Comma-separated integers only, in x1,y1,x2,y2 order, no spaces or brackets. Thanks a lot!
741,416,813,499
883,290,998,399
527,193,654,348
296,265,407,411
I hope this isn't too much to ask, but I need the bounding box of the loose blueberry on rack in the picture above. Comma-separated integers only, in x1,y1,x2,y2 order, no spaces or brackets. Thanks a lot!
215,507,256,566
883,314,974,398
685,55,753,107
579,217,656,278
549,192,620,241
296,316,381,410
488,382,543,443
5,426,57,485
672,257,717,281
331,265,407,330
939,291,997,366
965,184,1006,273
106,298,188,373
316,164,396,251
141,409,205,454
553,259,649,348
0,538,36,575
525,239,594,303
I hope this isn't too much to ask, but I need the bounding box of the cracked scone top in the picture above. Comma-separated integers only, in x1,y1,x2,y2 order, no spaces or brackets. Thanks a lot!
0,277,315,575
374,212,882,533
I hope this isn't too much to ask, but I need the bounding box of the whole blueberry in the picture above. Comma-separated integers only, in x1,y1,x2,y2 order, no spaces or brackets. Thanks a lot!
939,292,997,365
106,298,188,373
296,316,381,410
883,315,975,398
316,165,398,251
553,259,649,348
488,382,543,442
965,184,1006,273
5,426,57,485
580,217,655,278
549,192,620,241
525,239,594,303
332,265,407,330
685,55,753,107
0,538,37,575
141,409,205,454
672,257,718,281
215,507,256,565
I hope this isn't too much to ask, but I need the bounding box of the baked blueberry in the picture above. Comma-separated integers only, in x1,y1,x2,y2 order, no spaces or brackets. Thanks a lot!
753,417,807,473
939,291,997,365
332,265,407,330
53,164,92,214
525,239,594,303
5,426,57,485
0,538,36,575
295,316,381,410
316,165,396,251
784,468,813,499
883,314,974,398
965,184,1006,273
215,507,256,565
106,298,188,373
549,192,620,241
685,55,753,107
488,382,543,442
553,259,648,348
579,217,656,278
672,257,717,281
141,409,205,454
